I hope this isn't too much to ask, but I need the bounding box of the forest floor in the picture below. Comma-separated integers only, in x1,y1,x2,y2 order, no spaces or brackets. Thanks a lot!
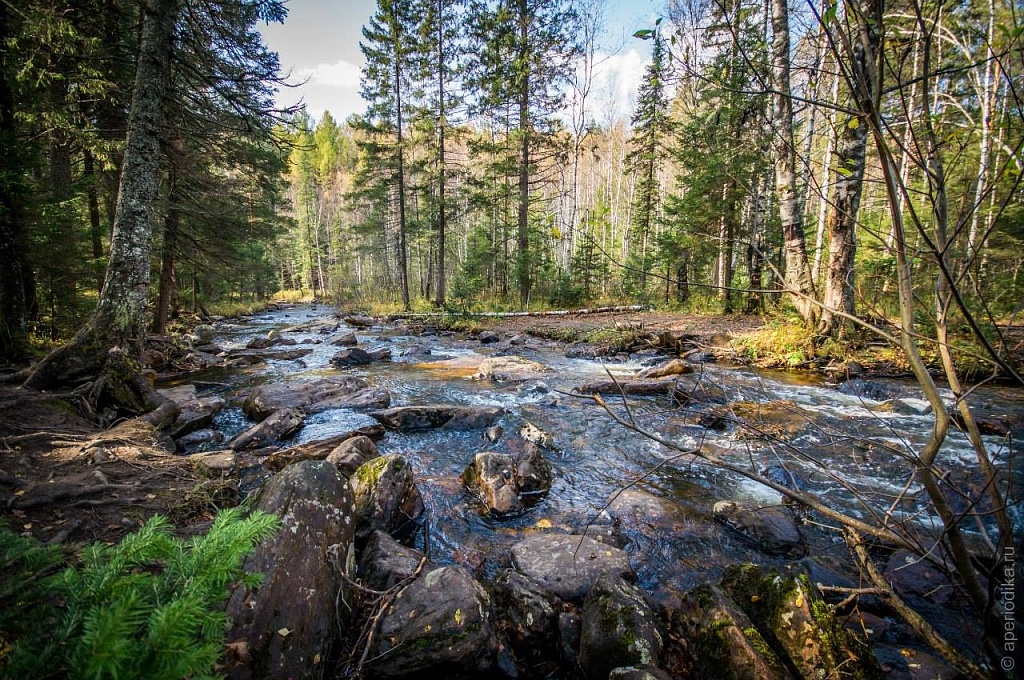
2,307,1022,549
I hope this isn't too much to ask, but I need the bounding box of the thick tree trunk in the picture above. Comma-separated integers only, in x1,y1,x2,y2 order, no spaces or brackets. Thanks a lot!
818,110,868,337
24,0,178,400
770,0,817,323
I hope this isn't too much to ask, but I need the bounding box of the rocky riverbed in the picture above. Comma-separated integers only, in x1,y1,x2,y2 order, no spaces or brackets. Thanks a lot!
3,302,1020,679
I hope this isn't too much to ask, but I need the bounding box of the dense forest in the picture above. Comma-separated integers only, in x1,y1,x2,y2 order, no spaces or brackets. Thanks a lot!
0,0,1021,676
2,0,1022,353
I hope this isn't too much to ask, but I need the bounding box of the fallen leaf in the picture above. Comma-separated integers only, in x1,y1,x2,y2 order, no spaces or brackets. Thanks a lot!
278,628,290,637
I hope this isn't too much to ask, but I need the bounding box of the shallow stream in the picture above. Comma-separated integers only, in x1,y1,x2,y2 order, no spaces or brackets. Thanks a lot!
174,304,1024,591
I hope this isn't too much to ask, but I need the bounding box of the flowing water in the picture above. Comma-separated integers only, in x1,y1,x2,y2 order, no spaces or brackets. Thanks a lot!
175,304,1024,591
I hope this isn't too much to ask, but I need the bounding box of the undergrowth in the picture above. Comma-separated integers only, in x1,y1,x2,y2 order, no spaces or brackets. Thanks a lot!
0,507,278,680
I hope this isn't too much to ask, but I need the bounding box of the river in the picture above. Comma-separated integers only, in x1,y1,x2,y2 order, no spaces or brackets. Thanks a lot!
173,304,1023,592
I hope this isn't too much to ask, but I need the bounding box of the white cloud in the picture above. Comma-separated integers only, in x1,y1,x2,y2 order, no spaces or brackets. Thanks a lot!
295,60,362,89
587,49,649,124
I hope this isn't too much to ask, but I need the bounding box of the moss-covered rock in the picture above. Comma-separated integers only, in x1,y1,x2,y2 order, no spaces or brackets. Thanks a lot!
350,454,424,543
720,564,883,680
578,574,664,680
682,584,792,680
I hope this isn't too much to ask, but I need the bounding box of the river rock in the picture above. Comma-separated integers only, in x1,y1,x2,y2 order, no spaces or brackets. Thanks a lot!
358,529,428,591
477,355,550,382
461,444,552,516
325,434,379,477
576,378,691,403
462,452,522,515
225,461,356,680
492,569,559,675
368,404,503,431
329,346,392,367
188,450,235,472
228,407,304,450
344,314,376,328
328,331,358,346
637,358,694,379
720,564,882,680
242,377,387,420
229,347,313,364
283,318,339,335
510,534,634,602
169,395,225,439
712,500,806,557
368,566,496,678
245,335,281,350
192,324,217,343
261,427,385,472
579,575,663,680
350,454,424,542
883,549,956,607
177,428,225,450
479,330,501,344
680,584,792,680
566,343,611,359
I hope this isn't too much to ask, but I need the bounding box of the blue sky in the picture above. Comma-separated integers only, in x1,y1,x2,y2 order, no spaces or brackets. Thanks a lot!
259,0,663,125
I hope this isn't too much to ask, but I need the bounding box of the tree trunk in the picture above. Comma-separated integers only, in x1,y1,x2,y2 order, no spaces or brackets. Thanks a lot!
394,31,410,311
84,150,105,293
517,0,531,306
154,189,180,335
24,0,178,401
818,109,868,337
770,0,817,323
434,0,447,308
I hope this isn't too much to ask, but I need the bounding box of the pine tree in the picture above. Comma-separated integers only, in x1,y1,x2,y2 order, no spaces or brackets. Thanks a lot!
466,0,581,306
625,24,670,297
357,0,417,310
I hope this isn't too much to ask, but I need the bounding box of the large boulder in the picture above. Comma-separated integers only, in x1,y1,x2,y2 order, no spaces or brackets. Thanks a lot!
242,377,389,421
225,461,356,680
368,566,497,678
712,500,806,558
510,534,634,602
492,569,559,676
680,584,792,680
350,454,424,543
579,575,664,680
368,405,503,431
461,444,553,516
228,408,304,451
477,355,550,382
328,346,392,367
720,564,882,680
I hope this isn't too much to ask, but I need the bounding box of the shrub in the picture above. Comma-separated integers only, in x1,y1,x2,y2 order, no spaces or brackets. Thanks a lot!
0,508,278,679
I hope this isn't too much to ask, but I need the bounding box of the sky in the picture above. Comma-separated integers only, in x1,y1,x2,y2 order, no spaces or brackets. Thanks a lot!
258,0,663,126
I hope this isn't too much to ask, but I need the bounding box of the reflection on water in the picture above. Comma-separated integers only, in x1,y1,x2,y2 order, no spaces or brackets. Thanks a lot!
176,305,1024,589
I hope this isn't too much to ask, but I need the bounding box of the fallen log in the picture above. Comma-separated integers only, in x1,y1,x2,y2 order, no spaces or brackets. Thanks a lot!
574,378,691,403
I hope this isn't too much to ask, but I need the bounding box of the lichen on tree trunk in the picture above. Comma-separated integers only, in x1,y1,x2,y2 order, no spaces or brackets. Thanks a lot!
22,0,179,418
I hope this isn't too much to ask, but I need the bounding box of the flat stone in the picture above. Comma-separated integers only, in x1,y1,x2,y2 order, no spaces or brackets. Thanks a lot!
369,405,503,431
510,534,634,602
242,377,386,421
477,355,550,382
